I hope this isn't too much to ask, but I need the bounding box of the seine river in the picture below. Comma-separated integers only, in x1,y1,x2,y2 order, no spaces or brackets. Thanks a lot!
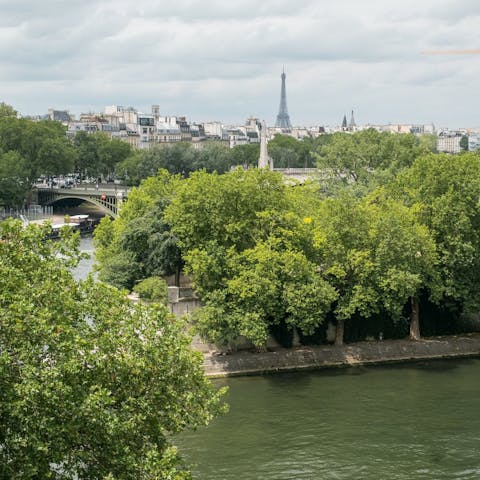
74,235,95,281
177,360,480,479
76,237,480,479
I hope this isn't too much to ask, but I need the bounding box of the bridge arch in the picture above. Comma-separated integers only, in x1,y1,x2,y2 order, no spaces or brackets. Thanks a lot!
36,187,128,219
42,195,117,217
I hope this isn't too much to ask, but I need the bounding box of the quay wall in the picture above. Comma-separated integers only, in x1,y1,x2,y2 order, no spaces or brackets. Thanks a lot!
203,334,480,378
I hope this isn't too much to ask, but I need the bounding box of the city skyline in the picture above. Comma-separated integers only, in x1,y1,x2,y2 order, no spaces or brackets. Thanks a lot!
1,0,480,127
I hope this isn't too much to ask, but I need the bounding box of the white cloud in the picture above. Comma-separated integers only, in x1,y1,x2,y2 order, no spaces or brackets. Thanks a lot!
0,0,479,126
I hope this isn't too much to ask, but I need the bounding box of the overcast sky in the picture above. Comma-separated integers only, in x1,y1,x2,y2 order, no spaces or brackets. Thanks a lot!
1,0,479,127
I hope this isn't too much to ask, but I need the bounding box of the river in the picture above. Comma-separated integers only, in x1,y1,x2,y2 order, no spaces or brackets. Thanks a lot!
177,360,480,479
74,235,96,281
76,236,480,479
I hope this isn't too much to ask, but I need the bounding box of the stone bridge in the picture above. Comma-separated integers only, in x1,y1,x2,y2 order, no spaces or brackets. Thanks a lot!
35,185,130,218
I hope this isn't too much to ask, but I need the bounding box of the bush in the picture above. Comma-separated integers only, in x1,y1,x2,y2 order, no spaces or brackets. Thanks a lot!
134,276,168,304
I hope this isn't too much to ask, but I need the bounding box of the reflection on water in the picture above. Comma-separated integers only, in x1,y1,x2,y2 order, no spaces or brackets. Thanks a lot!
73,236,96,281
178,359,480,480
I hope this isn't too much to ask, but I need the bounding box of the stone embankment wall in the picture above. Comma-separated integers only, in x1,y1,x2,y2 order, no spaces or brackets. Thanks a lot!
166,284,480,378
203,334,480,378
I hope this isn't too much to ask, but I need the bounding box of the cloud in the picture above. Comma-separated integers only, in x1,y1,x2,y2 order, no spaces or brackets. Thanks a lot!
0,0,479,126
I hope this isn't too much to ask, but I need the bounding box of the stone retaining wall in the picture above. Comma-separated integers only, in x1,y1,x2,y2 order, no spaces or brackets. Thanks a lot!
204,333,480,378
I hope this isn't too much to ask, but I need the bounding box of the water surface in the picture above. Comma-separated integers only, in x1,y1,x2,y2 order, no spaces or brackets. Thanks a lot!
178,359,480,479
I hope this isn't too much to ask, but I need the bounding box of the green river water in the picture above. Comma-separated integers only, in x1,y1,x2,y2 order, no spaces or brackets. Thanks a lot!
76,237,480,479
177,359,480,479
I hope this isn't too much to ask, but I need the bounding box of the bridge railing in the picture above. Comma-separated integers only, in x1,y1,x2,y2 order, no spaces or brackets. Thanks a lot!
1,205,54,222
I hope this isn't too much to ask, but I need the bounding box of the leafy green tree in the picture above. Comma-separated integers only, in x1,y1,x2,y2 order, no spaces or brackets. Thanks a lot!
117,142,232,186
193,141,232,173
73,131,100,179
460,135,469,151
97,133,132,179
0,151,30,208
117,143,194,185
193,232,336,347
367,194,440,340
268,134,313,168
0,117,74,181
94,171,183,289
230,143,260,168
389,153,480,322
133,276,169,304
0,102,17,119
312,194,378,344
0,219,224,479
21,120,75,179
312,193,438,344
165,168,288,257
315,129,430,195
165,169,335,347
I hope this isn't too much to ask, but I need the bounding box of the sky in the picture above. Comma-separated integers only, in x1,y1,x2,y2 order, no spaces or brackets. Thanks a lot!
1,0,480,127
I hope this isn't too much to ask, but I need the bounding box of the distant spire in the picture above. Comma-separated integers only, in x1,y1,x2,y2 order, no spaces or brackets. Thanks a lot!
275,69,292,129
349,110,356,129
342,114,347,129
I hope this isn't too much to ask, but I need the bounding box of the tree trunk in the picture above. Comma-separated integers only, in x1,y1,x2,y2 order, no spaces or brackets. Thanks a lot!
335,319,345,346
174,266,181,288
409,296,421,341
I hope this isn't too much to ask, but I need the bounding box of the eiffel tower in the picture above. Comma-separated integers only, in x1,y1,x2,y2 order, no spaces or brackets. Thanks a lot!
275,68,292,129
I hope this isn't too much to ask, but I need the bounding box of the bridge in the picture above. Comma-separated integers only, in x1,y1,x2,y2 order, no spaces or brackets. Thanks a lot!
35,185,130,218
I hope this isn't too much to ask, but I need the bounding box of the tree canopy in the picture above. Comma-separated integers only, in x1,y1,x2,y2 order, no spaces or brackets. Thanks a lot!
94,170,183,289
0,219,224,479
315,129,433,195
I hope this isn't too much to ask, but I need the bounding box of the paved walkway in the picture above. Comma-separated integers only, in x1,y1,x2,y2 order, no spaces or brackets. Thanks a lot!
203,333,480,377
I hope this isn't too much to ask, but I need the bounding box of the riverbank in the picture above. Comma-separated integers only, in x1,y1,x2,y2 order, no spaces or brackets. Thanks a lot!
203,333,480,377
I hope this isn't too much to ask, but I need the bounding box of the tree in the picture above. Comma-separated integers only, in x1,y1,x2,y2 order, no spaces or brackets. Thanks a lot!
0,117,74,182
117,142,231,186
0,219,224,479
21,120,75,179
312,192,438,344
165,169,336,347
0,151,30,208
460,135,469,151
366,193,440,340
312,194,378,345
94,171,183,289
193,233,336,348
0,102,17,119
315,129,431,195
389,153,480,321
193,141,232,173
268,134,314,168
73,131,100,179
230,143,260,168
96,133,132,179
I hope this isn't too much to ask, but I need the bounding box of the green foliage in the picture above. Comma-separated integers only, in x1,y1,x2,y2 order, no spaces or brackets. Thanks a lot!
94,171,183,289
117,142,231,185
230,143,260,167
268,134,314,168
73,131,131,179
166,169,336,347
389,152,480,312
0,102,17,119
315,129,432,195
133,276,168,304
0,219,225,479
0,113,77,207
0,151,30,207
311,192,439,343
